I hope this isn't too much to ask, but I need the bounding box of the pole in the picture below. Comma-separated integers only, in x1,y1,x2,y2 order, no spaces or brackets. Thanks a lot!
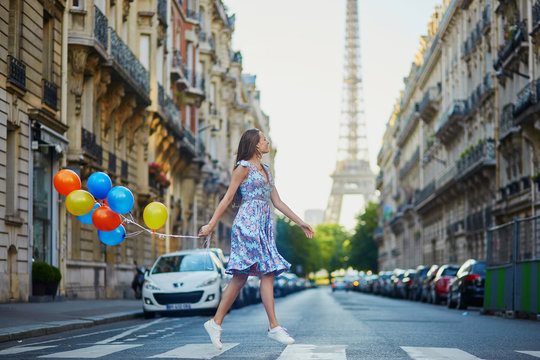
511,216,519,314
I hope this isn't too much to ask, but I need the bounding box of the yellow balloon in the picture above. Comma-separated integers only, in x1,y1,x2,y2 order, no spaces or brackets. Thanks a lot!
143,202,168,230
66,190,95,216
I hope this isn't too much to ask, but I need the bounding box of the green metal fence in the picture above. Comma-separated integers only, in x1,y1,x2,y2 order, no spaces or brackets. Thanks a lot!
485,215,540,314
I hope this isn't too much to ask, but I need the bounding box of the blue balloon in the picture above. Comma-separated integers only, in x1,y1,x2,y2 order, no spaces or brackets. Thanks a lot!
77,203,100,225
98,225,126,246
87,172,112,200
106,186,134,214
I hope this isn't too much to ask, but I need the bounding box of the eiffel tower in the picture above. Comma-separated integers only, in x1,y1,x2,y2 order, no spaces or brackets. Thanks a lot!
324,0,375,225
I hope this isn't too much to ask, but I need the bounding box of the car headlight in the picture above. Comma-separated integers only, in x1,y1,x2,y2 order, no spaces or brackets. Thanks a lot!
198,277,218,288
143,280,160,291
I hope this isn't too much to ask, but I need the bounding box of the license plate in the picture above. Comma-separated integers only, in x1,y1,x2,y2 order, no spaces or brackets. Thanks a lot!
166,303,192,310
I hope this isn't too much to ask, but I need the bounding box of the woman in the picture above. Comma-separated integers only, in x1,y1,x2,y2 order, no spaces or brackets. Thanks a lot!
199,129,314,350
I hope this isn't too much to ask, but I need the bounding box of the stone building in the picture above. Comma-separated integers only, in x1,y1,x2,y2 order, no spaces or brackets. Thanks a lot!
377,0,540,271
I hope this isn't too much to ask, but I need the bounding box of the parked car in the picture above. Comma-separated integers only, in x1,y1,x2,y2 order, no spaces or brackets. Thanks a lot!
331,276,349,292
430,264,460,304
361,274,378,293
390,269,406,298
397,269,417,299
142,249,227,318
421,265,439,303
374,271,392,295
448,259,486,310
410,265,429,301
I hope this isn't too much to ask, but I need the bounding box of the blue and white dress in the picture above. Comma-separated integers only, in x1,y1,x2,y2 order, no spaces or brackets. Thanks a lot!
225,160,291,276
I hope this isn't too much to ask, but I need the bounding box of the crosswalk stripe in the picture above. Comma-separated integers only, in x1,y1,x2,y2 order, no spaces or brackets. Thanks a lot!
94,318,163,344
277,344,347,360
0,346,57,355
149,343,239,359
517,351,540,358
39,344,143,358
401,347,482,360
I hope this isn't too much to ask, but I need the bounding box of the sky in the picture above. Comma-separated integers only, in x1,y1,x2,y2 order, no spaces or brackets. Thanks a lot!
226,0,442,230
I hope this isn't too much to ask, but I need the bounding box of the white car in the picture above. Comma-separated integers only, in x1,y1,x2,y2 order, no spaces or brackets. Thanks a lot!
142,249,228,318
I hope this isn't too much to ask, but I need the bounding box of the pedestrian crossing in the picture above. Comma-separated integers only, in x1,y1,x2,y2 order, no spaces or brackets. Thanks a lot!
1,343,540,359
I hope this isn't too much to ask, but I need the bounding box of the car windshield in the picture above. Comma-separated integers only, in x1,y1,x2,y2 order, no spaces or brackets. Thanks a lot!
442,267,458,277
152,253,214,274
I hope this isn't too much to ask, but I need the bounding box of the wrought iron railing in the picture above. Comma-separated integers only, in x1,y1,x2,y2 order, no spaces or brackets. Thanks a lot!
499,103,517,138
43,79,58,110
94,6,108,49
437,100,466,133
533,1,540,27
108,152,117,173
436,163,458,189
81,128,103,165
158,83,165,110
513,79,540,118
494,20,527,70
7,55,26,90
164,97,181,129
415,181,435,206
399,148,420,179
183,125,196,148
110,29,150,95
121,160,128,179
456,139,495,175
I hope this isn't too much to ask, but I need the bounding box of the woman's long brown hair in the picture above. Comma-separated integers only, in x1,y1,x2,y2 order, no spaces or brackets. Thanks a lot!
232,129,267,206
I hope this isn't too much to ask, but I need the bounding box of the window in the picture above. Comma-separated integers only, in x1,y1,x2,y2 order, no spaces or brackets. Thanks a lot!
139,34,151,70
42,12,54,80
72,0,83,9
6,126,18,216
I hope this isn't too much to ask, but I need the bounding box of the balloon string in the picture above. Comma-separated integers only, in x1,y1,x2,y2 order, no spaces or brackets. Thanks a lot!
120,215,211,245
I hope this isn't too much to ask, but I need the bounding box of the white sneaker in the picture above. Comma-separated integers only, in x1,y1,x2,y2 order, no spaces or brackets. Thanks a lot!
204,319,223,350
267,326,295,345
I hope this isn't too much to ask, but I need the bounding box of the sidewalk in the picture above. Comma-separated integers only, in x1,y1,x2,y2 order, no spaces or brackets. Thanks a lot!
0,299,142,343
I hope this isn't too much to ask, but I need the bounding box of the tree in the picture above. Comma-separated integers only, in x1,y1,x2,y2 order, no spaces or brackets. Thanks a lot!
275,216,319,276
313,224,350,276
349,201,379,272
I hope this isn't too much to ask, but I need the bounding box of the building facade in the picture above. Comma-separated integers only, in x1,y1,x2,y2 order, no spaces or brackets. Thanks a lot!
377,0,540,271
1,0,274,302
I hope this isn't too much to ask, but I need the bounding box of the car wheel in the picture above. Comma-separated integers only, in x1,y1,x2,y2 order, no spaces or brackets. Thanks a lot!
457,292,467,310
447,291,457,309
143,310,155,319
432,289,440,304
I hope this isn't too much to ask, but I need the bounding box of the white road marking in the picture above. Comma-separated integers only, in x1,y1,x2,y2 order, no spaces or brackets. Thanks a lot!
149,343,239,359
0,346,57,355
277,344,348,360
94,318,163,344
124,338,137,342
39,344,142,358
401,347,483,360
517,351,540,358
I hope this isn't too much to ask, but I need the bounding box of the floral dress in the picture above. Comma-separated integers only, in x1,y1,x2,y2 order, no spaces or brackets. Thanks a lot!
225,160,291,276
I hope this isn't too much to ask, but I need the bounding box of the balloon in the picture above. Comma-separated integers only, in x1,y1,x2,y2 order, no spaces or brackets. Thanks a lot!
98,225,126,246
77,203,101,225
92,206,122,231
53,169,81,196
87,172,112,199
66,190,95,216
143,202,168,230
106,186,134,214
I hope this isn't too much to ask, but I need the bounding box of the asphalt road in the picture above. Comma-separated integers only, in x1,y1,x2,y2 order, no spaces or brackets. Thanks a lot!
1,287,539,359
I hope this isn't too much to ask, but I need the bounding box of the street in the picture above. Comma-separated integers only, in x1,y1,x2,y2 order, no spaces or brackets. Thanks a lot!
0,287,539,359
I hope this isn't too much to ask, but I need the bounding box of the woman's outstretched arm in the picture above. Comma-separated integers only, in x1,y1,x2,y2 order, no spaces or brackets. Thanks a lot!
270,186,315,238
198,165,249,236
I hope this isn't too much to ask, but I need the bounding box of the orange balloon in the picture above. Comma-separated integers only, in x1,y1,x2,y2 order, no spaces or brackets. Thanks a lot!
92,206,122,231
53,169,81,196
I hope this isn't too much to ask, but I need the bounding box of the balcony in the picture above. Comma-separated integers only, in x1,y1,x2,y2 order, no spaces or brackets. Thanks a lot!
7,55,26,92
462,23,482,60
110,29,150,98
415,181,435,207
482,5,491,33
435,100,466,143
42,79,58,110
531,1,540,40
94,6,108,50
456,138,496,180
499,103,518,140
513,78,540,127
81,128,103,165
157,0,167,24
186,9,198,21
436,163,458,191
397,105,419,147
375,171,384,190
418,85,440,121
494,21,528,71
399,148,420,179
182,125,197,154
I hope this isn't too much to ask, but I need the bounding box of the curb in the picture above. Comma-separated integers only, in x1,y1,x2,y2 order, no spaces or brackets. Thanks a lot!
0,310,143,343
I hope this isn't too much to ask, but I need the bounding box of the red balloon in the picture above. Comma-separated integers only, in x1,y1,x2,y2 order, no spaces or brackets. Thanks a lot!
53,169,81,196
92,206,122,231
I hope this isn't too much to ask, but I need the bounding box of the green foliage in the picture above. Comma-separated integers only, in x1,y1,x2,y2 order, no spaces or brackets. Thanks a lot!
532,173,540,182
313,224,350,275
32,262,62,283
275,217,320,276
349,202,379,272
